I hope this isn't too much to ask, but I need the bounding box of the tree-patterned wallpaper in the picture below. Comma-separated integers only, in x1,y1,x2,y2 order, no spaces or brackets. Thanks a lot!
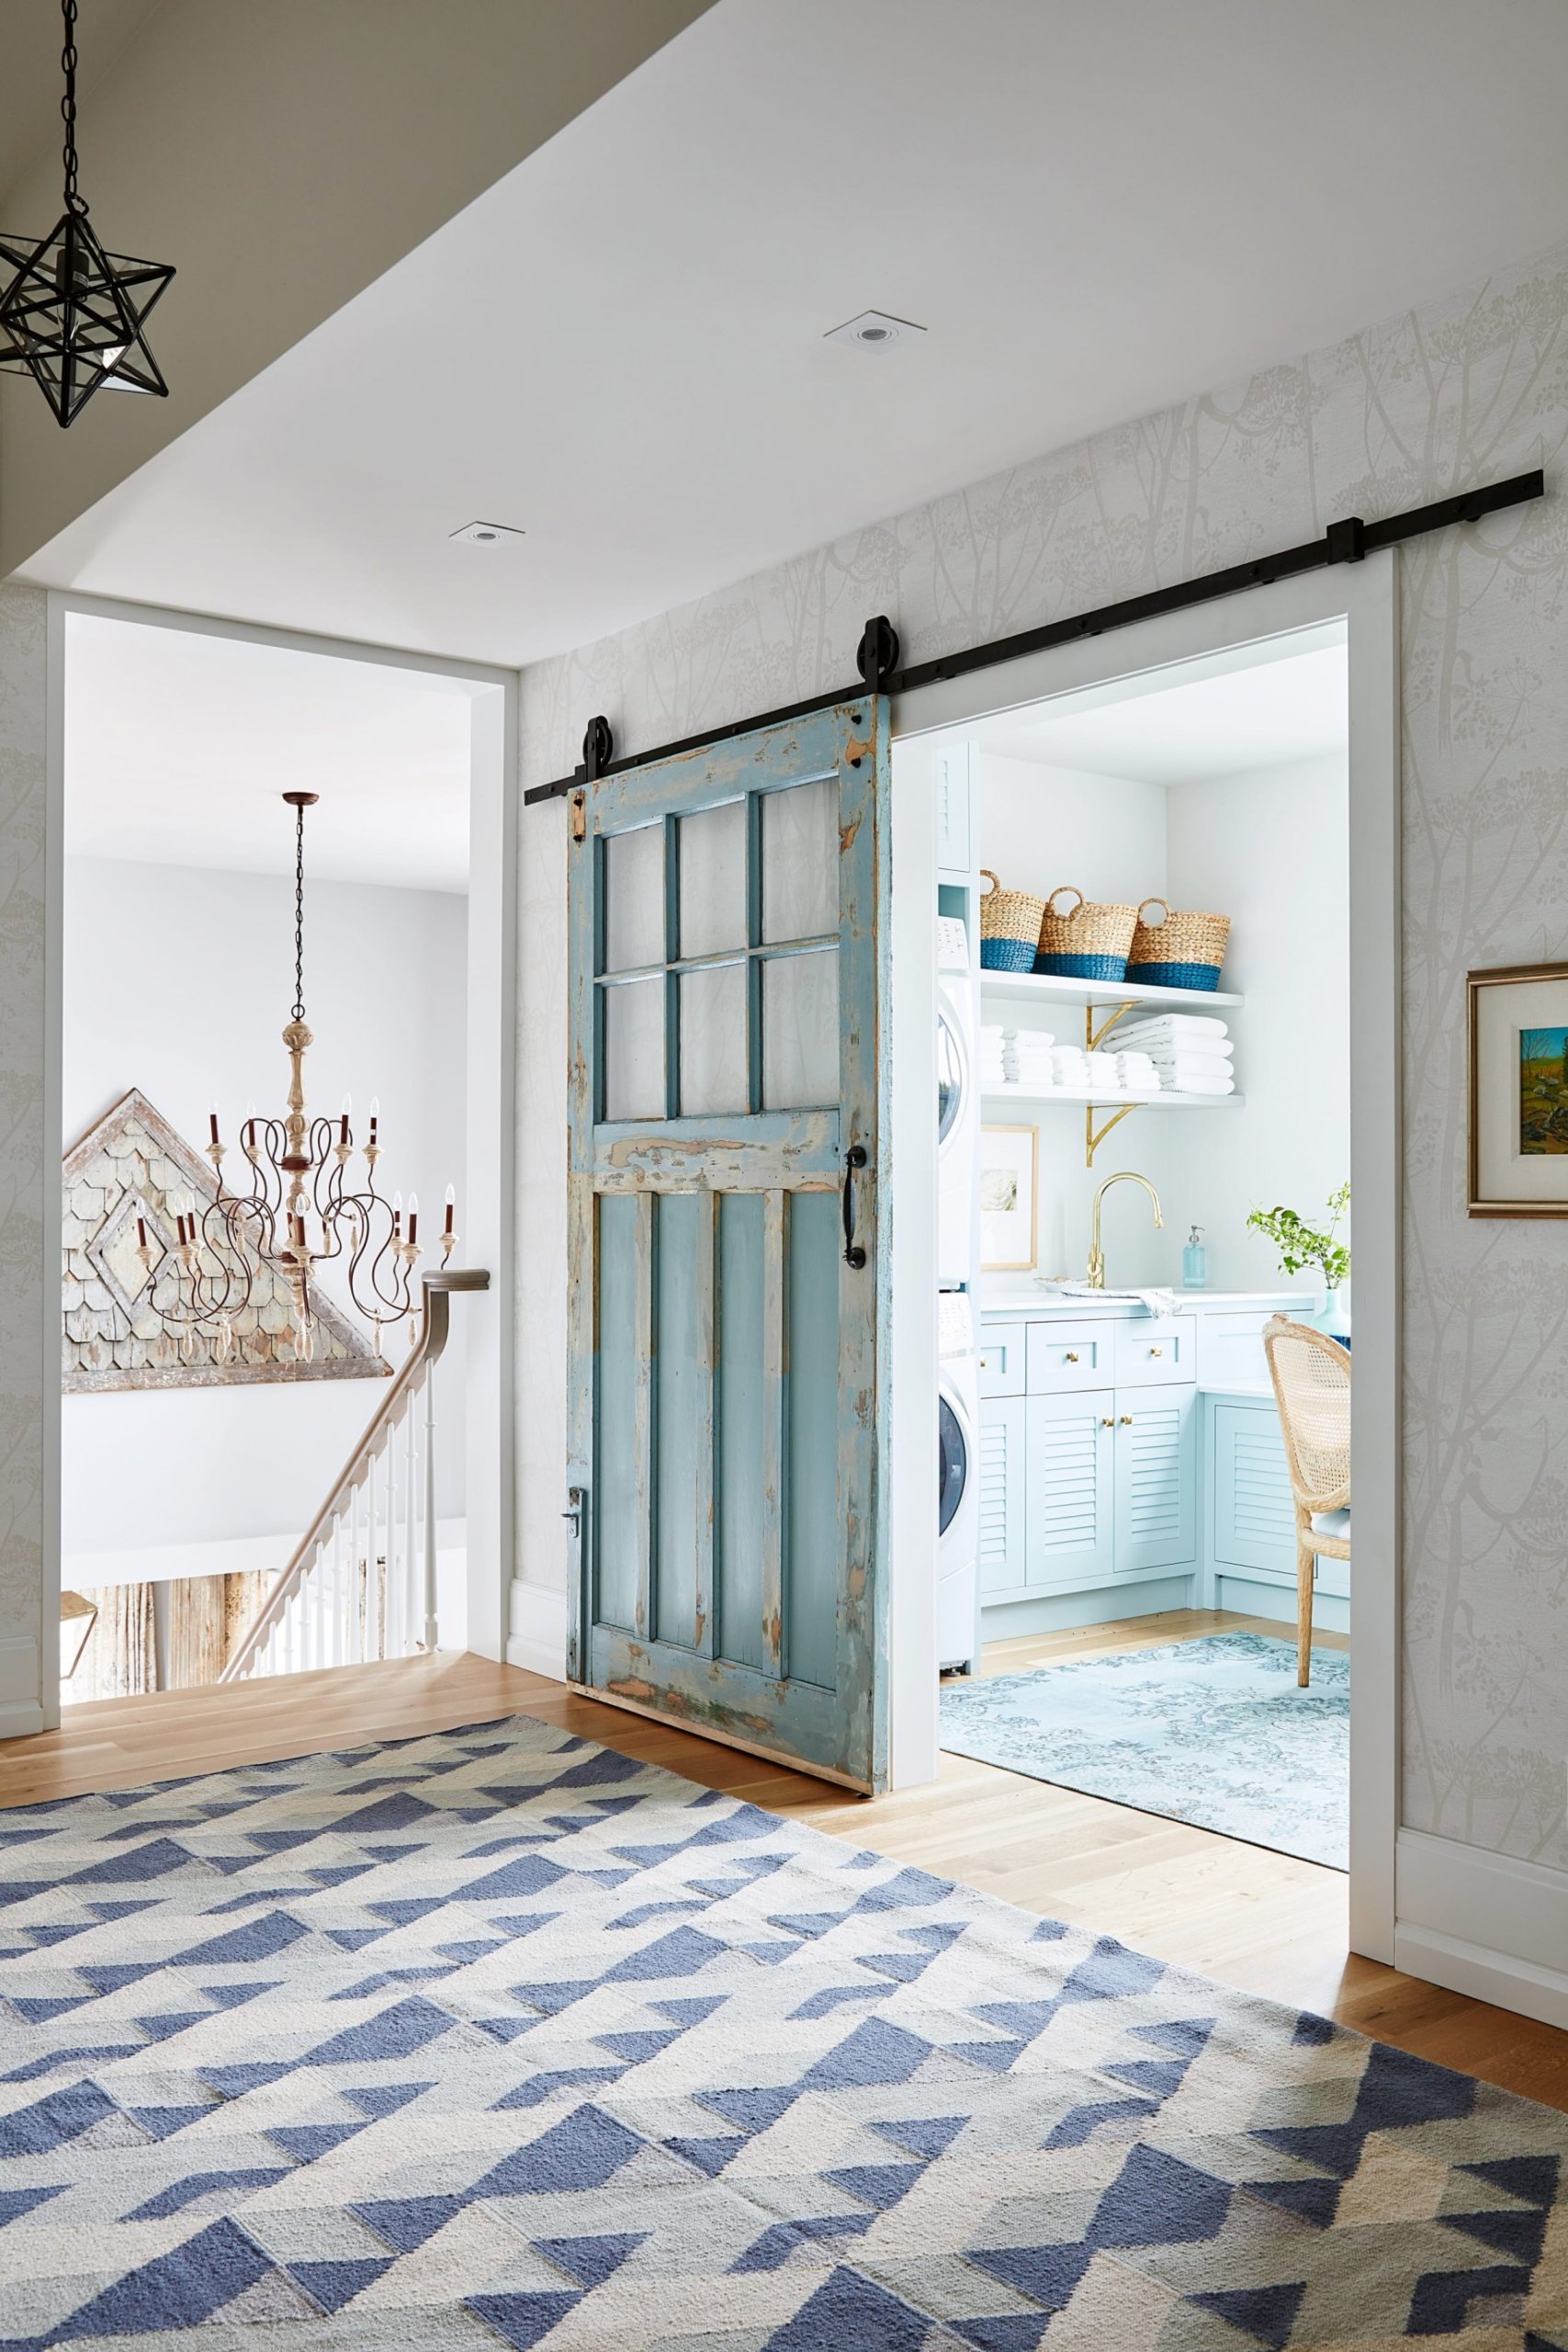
520,240,1568,1871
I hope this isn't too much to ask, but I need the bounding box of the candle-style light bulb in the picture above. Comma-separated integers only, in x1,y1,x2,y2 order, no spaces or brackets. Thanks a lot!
391,1188,402,1237
444,1184,455,1235
407,1193,418,1247
368,1096,380,1142
339,1091,351,1148
208,1104,220,1145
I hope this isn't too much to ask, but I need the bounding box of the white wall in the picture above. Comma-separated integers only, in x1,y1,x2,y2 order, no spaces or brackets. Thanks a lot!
976,753,1177,1289
0,585,49,1736
62,856,468,1581
973,745,1348,1295
1162,753,1350,1292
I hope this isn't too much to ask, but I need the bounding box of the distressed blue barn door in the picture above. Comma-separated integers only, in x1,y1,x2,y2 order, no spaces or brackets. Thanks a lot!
566,700,890,1790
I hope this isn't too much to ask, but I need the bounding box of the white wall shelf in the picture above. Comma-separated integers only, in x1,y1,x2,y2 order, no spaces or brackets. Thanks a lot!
983,1087,1243,1112
980,971,1243,1012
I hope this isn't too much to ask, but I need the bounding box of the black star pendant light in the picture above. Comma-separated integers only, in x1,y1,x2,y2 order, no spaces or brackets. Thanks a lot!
0,0,175,427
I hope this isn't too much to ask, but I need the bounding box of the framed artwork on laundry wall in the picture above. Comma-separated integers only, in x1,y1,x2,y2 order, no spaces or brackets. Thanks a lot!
1468,961,1568,1215
980,1123,1039,1270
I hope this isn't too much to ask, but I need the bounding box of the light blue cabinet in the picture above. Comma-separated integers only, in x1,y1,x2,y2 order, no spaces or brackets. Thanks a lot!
1208,1399,1296,1577
1024,1391,1116,1589
1202,1390,1349,1613
977,1308,1325,1632
1111,1386,1197,1575
974,1377,1198,1597
978,1397,1026,1597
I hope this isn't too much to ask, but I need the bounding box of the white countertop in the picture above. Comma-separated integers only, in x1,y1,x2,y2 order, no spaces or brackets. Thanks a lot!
978,1286,1314,1319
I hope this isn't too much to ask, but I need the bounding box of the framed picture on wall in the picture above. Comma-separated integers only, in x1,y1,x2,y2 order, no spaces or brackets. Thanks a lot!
1468,962,1568,1215
980,1124,1039,1270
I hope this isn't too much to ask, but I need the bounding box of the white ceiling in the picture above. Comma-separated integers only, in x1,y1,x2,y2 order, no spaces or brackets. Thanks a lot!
981,640,1348,786
22,0,1568,668
64,616,475,889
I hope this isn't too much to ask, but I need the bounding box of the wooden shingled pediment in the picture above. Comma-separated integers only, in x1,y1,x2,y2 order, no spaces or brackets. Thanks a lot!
62,1088,389,1392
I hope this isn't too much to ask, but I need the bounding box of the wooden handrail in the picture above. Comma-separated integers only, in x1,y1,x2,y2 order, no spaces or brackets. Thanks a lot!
220,1269,490,1681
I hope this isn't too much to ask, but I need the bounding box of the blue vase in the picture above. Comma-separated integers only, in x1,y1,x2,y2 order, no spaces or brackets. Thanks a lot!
1312,1288,1351,1348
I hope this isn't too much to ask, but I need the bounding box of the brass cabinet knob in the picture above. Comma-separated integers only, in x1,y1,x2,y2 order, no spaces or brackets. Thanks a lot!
1101,1416,1114,1427
1065,1351,1078,1363
1120,1413,1134,1424
1148,1345,1163,1356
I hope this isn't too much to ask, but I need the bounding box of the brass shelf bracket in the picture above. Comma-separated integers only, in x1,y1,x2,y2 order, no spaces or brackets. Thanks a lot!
1086,1000,1136,1052
1086,1102,1138,1167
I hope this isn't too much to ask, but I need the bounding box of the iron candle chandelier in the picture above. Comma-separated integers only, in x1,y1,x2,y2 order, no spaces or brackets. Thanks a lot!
138,792,457,1365
0,0,175,426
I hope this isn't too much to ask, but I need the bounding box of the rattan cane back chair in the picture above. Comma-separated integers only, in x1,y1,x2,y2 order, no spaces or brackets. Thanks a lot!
1262,1314,1350,1687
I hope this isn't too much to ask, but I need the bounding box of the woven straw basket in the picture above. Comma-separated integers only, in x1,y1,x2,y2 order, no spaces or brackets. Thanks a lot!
1035,886,1139,983
1127,897,1231,992
979,869,1047,973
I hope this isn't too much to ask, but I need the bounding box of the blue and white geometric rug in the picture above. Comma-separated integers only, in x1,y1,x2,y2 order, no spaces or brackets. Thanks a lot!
1,1712,1563,2348
940,1633,1350,1870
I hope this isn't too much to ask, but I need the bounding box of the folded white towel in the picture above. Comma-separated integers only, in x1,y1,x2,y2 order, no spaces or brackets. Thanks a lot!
1146,1054,1235,1081
1163,1071,1235,1095
1115,1013,1230,1044
1136,1035,1234,1061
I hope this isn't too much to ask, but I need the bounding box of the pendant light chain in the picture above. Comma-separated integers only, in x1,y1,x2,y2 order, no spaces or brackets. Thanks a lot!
292,797,307,1023
61,0,85,214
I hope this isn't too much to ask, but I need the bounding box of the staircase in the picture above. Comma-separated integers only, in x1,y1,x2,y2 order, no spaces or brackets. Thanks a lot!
220,1269,489,1683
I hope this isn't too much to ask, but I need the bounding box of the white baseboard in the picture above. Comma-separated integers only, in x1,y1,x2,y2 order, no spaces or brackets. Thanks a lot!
505,1579,569,1681
1395,1827,1568,2030
0,1700,45,1739
1393,1924,1568,2032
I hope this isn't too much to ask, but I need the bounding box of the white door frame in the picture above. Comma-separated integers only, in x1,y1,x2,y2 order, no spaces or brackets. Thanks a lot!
888,555,1400,1963
40,590,519,1717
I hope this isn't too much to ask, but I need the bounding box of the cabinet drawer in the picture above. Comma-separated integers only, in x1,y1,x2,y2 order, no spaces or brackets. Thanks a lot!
978,1323,1025,1396
1114,1315,1196,1385
1025,1321,1111,1392
1197,1309,1274,1388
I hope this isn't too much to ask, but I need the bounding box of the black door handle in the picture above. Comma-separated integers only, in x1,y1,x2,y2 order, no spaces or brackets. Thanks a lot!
842,1144,868,1268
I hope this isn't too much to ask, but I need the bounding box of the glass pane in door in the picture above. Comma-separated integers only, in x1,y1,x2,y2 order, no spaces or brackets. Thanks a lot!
680,962,747,1116
761,777,838,944
604,823,665,973
679,800,747,959
604,977,665,1122
761,947,839,1110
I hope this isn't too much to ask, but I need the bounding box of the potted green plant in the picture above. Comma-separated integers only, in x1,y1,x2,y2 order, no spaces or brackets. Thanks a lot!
1247,1183,1351,1340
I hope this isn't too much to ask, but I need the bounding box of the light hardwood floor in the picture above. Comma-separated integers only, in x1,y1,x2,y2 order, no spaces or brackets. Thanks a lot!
4,1615,1564,2113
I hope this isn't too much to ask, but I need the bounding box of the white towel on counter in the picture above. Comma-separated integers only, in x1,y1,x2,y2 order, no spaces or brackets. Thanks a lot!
1085,1052,1122,1090
1115,1052,1163,1092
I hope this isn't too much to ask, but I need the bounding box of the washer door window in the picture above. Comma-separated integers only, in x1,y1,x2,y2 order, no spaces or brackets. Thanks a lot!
938,1006,966,1149
939,1394,968,1536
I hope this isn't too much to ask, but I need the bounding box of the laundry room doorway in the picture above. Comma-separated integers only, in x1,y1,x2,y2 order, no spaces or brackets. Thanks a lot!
886,556,1398,1969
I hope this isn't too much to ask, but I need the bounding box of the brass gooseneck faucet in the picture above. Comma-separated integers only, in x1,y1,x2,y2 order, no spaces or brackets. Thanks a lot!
1087,1170,1164,1289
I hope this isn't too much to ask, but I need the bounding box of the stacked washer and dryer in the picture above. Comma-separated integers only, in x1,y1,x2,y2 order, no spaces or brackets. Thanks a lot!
936,911,981,1674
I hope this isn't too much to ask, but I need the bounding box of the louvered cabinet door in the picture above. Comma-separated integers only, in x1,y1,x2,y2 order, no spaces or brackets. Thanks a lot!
1023,1391,1114,1589
1209,1399,1297,1578
978,1398,1026,1597
1111,1386,1197,1575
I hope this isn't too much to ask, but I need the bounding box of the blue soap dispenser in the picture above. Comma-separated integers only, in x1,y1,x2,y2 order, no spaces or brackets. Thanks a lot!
1182,1224,1208,1290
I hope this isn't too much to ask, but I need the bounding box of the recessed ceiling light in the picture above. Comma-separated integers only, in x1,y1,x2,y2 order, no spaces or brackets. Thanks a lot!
449,519,525,545
824,310,926,351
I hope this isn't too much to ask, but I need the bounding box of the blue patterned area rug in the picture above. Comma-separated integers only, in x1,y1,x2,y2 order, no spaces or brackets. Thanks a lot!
2,1714,1564,2349
940,1632,1350,1871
